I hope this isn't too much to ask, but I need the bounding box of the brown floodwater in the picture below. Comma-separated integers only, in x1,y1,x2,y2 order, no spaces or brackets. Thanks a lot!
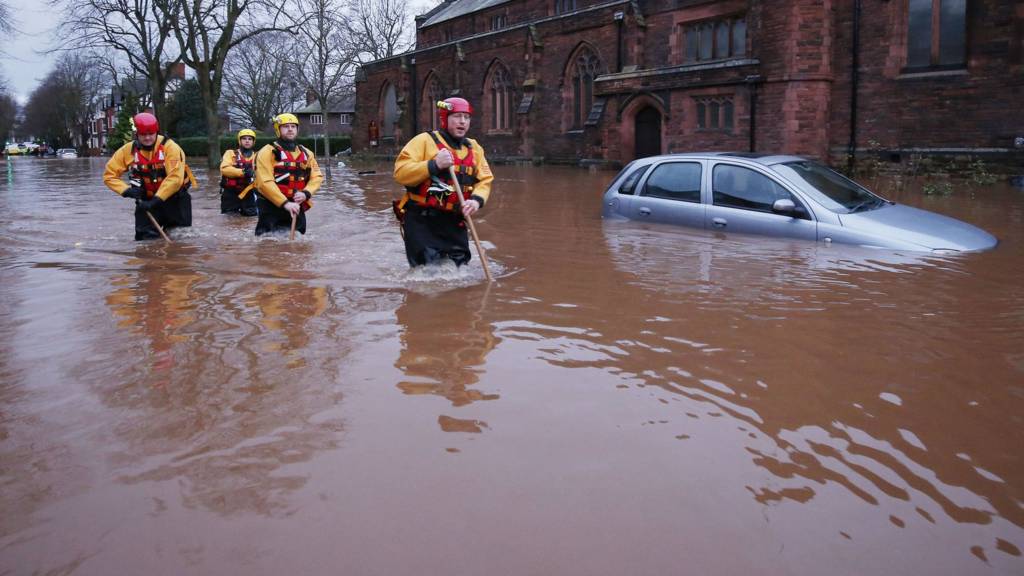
1,154,1022,575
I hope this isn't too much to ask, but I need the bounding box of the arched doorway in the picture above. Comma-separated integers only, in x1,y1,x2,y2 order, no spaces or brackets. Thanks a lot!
634,106,662,158
381,83,398,140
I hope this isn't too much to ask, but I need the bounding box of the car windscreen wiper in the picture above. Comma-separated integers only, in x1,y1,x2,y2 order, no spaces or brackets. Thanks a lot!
848,198,883,213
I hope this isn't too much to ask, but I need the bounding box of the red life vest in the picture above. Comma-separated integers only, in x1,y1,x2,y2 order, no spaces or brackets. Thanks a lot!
405,131,478,211
273,142,313,211
221,149,255,190
130,138,168,198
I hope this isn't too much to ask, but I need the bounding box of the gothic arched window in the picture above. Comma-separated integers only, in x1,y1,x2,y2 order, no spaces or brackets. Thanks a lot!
486,63,514,132
381,82,398,138
424,75,444,131
569,48,601,129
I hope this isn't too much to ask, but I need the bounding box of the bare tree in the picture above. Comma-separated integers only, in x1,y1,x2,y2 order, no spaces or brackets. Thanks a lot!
59,53,110,147
0,0,13,35
0,91,16,144
51,0,181,126
22,53,109,148
344,0,414,65
157,0,290,166
292,0,355,168
223,32,304,133
0,0,17,58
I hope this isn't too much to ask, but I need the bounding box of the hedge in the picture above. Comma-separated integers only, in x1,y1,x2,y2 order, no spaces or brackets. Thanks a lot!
173,136,352,158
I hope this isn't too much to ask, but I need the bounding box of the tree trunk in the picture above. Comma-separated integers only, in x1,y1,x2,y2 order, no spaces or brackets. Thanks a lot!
196,69,221,167
320,99,332,179
147,66,169,128
205,101,221,167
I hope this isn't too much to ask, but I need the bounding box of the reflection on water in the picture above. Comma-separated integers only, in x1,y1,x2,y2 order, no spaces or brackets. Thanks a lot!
0,159,1021,574
248,281,329,367
395,287,499,433
95,252,343,518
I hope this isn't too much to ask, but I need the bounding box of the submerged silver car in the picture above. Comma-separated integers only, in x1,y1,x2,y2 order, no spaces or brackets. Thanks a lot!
602,153,997,253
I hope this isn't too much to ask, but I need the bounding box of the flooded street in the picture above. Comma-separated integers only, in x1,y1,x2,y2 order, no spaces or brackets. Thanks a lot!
1,155,1023,575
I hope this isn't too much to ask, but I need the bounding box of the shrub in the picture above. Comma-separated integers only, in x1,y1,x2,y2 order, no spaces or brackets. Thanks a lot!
173,135,352,158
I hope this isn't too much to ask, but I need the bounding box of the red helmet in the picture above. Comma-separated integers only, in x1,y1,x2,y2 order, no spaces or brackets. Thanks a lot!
133,112,159,135
437,97,473,131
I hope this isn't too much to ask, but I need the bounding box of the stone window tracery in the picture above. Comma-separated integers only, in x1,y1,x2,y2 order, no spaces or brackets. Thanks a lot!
569,48,601,130
682,16,747,63
424,75,444,131
694,96,734,132
486,63,514,132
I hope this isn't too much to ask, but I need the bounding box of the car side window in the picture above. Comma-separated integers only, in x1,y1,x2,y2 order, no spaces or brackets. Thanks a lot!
641,162,702,203
617,165,651,195
713,164,805,216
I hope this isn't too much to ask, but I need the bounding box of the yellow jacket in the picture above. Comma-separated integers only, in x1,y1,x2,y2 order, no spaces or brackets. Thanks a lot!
254,142,323,207
393,131,493,205
103,136,191,201
220,148,255,180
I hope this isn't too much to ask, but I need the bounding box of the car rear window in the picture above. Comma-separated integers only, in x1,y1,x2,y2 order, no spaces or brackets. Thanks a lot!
616,164,650,195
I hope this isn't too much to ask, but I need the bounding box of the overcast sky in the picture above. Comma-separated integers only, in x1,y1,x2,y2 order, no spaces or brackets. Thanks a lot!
2,1,439,105
2,5,60,104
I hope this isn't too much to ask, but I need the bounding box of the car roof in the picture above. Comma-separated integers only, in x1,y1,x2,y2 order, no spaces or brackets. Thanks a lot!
628,152,809,168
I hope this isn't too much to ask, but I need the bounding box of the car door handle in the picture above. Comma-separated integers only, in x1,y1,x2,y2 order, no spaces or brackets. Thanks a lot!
712,217,727,228
638,207,651,216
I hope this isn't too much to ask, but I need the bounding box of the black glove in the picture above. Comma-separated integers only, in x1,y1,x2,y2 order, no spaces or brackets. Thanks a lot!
123,186,145,200
139,196,164,211
243,166,254,179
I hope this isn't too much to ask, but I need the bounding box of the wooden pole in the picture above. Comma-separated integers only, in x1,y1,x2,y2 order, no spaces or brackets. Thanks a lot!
449,166,493,282
145,211,172,243
290,212,297,240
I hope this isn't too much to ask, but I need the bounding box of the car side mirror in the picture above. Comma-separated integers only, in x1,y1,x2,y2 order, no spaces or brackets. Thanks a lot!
772,199,797,215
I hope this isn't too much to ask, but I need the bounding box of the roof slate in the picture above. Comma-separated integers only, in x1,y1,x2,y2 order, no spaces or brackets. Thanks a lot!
293,95,356,114
419,0,513,28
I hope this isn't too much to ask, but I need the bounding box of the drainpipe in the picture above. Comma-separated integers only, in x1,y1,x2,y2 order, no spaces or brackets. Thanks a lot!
847,0,861,173
409,57,418,134
745,75,762,153
614,11,624,71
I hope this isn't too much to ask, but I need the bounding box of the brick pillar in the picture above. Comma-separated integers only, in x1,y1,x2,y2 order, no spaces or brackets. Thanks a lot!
779,0,834,160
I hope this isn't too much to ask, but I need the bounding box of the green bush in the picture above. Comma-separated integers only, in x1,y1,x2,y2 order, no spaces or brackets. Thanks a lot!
107,95,140,153
173,135,352,158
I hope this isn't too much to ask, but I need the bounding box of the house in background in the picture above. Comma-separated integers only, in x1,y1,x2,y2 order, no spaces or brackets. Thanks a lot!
293,95,356,138
354,0,1024,169
87,63,188,154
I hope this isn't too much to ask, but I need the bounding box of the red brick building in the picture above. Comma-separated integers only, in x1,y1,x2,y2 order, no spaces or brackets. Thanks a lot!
354,0,1024,168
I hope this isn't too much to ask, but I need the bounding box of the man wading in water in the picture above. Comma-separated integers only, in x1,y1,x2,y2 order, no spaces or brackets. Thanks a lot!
219,128,259,216
393,97,494,269
103,112,196,241
253,114,322,236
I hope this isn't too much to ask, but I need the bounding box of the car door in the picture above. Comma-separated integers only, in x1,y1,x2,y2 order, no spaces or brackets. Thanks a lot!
606,163,653,217
630,160,706,229
705,162,817,241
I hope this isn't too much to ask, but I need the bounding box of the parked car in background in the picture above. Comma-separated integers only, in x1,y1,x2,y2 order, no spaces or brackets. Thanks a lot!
56,148,79,158
602,153,997,253
4,144,22,155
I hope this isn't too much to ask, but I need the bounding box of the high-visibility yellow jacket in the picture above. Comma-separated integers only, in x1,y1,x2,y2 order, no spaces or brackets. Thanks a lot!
393,131,493,207
103,136,194,201
254,141,323,207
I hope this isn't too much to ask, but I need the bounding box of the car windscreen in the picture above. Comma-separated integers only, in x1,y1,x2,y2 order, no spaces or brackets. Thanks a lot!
774,161,886,213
